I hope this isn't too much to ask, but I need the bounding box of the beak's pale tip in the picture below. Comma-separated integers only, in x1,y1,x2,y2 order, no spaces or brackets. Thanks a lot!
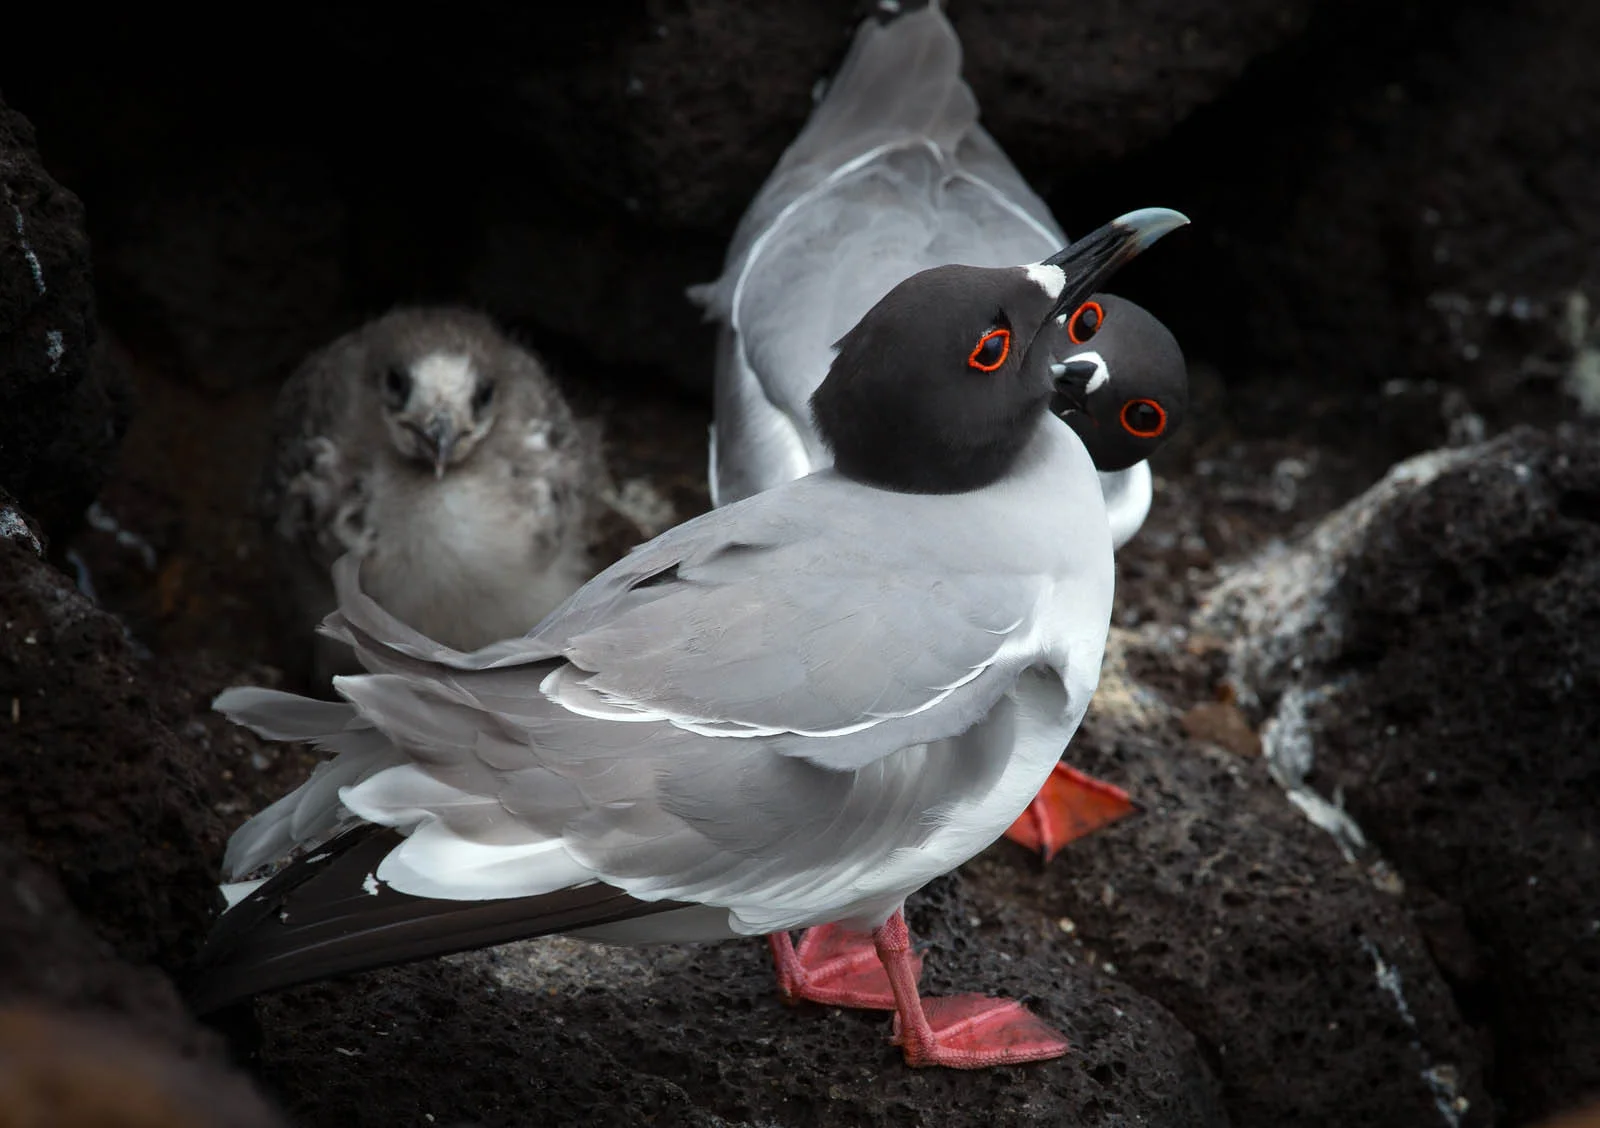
1114,207,1191,250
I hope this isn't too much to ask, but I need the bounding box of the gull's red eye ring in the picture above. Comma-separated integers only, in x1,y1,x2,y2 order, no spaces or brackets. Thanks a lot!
1067,300,1104,345
1120,398,1167,438
968,327,1011,372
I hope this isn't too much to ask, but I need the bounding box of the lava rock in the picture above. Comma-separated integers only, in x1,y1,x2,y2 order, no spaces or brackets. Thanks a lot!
95,145,352,394
1092,0,1600,440
0,841,201,1050
0,999,285,1128
951,0,1317,195
1,838,285,1126
1201,423,1600,1124
0,524,227,972
246,873,1226,1128
0,96,126,543
978,644,1491,1128
319,0,1317,232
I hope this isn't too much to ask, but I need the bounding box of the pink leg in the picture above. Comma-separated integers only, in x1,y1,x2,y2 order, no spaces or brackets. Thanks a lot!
1004,761,1136,863
873,909,1070,1069
768,922,921,1010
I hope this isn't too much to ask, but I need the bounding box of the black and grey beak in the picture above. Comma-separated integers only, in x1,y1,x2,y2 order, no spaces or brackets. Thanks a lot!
1042,208,1189,323
1048,356,1107,417
419,416,456,479
1038,208,1187,413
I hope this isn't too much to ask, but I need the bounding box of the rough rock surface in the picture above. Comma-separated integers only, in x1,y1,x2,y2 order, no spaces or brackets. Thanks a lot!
313,0,1320,231
1203,425,1600,1126
0,95,125,542
250,876,1227,1127
1089,0,1600,438
0,841,200,1051
0,525,230,972
975,626,1492,1128
93,145,351,394
0,847,287,1128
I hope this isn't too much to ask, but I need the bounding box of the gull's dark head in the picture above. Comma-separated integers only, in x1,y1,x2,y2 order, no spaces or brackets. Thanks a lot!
810,208,1189,493
1044,293,1188,473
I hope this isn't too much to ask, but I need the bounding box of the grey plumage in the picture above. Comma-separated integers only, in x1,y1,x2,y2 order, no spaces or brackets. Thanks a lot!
197,419,1111,1010
260,307,601,684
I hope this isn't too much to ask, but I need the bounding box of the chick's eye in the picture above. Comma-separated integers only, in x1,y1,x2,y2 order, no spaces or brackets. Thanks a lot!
968,327,1011,372
1068,300,1103,345
1120,398,1166,439
384,366,412,402
472,381,496,412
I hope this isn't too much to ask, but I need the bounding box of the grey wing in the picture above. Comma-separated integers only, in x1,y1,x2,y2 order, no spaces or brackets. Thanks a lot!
314,575,1044,931
695,2,984,314
707,313,816,506
694,4,1062,323
322,656,1028,932
233,479,1065,937
323,478,1047,773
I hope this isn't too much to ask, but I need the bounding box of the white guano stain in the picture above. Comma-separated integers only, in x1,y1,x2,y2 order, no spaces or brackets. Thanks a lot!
0,508,43,556
11,204,46,295
1360,937,1469,1127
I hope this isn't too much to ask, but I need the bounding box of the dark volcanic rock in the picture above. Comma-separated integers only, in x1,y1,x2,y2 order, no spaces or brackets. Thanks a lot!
951,0,1316,194
0,95,126,543
1,837,285,1126
0,501,290,1122
1203,424,1600,1125
94,146,352,394
0,1003,285,1128
1086,0,1600,443
352,0,1317,231
249,874,1226,1128
0,524,226,972
971,637,1491,1128
0,841,200,1050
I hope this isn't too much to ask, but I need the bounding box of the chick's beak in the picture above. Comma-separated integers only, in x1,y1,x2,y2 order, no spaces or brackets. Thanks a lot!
420,416,456,479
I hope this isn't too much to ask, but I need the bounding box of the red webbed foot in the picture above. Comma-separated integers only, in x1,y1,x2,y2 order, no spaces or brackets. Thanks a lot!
1004,761,1136,862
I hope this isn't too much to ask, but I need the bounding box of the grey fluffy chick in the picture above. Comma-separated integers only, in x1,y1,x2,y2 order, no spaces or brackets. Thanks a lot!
261,307,601,685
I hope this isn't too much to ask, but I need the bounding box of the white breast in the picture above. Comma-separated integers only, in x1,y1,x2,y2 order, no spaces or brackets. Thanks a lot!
360,463,588,650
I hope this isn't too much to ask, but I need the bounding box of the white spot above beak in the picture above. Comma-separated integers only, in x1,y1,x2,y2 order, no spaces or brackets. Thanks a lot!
1024,262,1066,301
412,353,477,399
1050,350,1111,395
1077,350,1110,394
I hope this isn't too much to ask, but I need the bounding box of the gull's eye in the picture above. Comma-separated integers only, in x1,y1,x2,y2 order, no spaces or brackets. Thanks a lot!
968,327,1011,372
1068,300,1104,345
1120,398,1167,439
472,380,496,414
